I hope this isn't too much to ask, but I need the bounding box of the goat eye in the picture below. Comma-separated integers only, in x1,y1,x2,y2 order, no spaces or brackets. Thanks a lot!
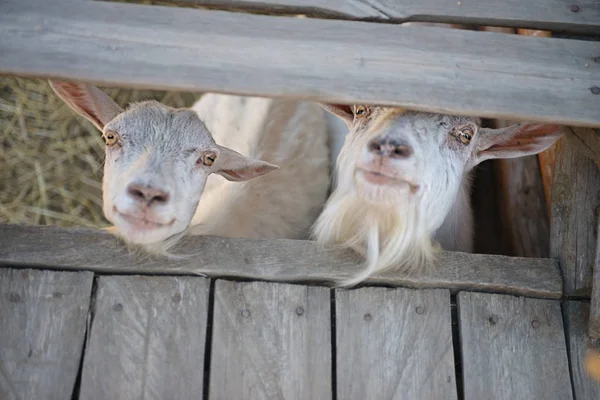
199,152,217,167
459,128,473,144
354,105,369,117
103,130,120,146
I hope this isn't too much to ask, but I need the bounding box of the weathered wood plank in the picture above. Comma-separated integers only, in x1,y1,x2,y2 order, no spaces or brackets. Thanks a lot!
590,210,600,338
458,292,573,400
494,154,550,258
0,268,93,400
156,0,600,34
209,280,331,399
564,302,600,398
550,134,600,296
79,275,209,399
0,224,564,298
336,287,456,400
1,0,599,127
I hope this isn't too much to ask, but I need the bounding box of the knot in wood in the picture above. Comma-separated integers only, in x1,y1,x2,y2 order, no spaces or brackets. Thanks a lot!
531,320,540,329
52,292,63,299
364,313,373,322
172,293,182,303
570,4,580,12
113,303,123,312
9,292,21,303
416,306,425,315
488,316,498,326
295,306,304,316
241,309,251,318
591,86,600,95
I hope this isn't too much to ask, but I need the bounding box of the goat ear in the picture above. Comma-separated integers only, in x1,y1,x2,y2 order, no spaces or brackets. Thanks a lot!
318,103,354,126
213,146,279,182
48,80,123,131
474,123,564,165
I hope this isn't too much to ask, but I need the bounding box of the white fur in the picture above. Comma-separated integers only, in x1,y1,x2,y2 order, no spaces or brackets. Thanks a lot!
189,93,332,240
316,106,562,287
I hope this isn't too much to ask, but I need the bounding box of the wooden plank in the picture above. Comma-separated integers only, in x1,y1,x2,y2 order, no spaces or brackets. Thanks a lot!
157,0,600,34
79,275,209,399
0,224,564,298
0,268,93,400
564,301,600,398
209,280,330,399
458,292,573,400
336,287,456,400
590,210,600,338
550,133,600,296
494,153,550,258
1,0,600,128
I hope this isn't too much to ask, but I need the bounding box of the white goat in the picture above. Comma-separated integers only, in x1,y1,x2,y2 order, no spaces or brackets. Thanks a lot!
49,81,332,253
314,104,563,287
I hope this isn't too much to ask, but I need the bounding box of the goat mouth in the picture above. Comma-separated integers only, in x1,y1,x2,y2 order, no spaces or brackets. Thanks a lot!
113,207,175,230
356,168,420,193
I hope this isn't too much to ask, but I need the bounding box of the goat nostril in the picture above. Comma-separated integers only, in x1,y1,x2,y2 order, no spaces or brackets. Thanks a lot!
368,139,381,153
127,184,169,205
128,187,146,201
152,193,169,204
393,145,413,158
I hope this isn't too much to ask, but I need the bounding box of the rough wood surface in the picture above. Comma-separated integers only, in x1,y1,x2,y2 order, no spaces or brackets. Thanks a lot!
568,127,600,169
209,280,331,399
2,0,600,127
79,276,209,399
550,134,600,296
564,301,600,398
486,116,549,258
336,287,456,400
458,292,573,400
590,210,600,338
0,268,93,400
158,0,600,34
0,224,564,298
539,142,558,219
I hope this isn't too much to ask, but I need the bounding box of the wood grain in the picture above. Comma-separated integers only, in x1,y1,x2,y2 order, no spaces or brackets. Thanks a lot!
156,0,600,34
209,280,331,399
1,0,600,127
550,134,600,296
564,301,600,398
590,210,600,338
79,275,209,400
0,268,93,400
336,287,456,400
0,224,564,298
458,292,573,400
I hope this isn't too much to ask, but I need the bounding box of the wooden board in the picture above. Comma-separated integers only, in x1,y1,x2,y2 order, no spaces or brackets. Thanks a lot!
1,0,600,128
336,287,456,400
564,301,600,398
590,211,600,338
550,134,600,296
79,276,209,399
209,280,331,399
458,292,573,400
0,268,93,400
0,224,563,298
484,114,549,258
158,0,600,34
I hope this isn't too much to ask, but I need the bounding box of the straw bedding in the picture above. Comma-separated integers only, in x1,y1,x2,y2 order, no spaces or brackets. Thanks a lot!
0,77,200,228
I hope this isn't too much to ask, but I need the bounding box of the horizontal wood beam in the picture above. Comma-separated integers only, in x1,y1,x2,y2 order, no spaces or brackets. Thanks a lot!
152,0,600,35
0,224,563,298
1,0,599,127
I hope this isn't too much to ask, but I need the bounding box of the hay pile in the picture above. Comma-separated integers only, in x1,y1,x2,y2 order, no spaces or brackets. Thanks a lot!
0,77,200,228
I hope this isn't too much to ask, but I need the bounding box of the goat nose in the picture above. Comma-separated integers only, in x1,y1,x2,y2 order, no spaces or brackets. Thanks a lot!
127,183,170,206
368,138,413,159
